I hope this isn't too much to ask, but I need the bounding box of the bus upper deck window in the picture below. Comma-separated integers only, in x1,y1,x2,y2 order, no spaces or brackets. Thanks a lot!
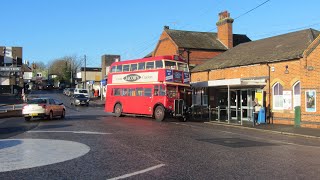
138,62,145,70
123,65,130,72
130,64,137,71
111,66,116,73
165,61,177,70
116,65,122,72
178,63,188,72
146,62,154,69
155,60,163,69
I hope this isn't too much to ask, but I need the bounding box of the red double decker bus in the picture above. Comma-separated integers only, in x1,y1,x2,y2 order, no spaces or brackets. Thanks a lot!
105,55,191,121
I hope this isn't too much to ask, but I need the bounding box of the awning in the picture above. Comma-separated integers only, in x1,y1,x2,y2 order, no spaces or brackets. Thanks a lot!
191,77,268,88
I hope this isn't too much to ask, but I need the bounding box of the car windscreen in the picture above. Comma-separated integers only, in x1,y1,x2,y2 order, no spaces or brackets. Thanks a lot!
79,90,88,93
27,99,47,104
75,94,86,98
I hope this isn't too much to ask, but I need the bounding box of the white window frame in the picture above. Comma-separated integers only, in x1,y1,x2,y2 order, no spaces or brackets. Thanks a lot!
273,82,284,110
293,81,301,108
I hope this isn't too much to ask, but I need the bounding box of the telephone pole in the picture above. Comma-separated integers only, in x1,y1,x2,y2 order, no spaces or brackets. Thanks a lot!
84,55,86,89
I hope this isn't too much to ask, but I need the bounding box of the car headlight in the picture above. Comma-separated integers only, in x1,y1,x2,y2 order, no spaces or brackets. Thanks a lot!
75,100,80,102
87,99,90,102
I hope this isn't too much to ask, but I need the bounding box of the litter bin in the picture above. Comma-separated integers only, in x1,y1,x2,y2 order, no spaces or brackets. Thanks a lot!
257,107,266,124
294,106,301,127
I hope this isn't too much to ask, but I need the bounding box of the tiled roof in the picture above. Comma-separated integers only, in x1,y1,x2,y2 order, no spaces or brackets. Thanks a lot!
165,29,251,50
192,28,320,72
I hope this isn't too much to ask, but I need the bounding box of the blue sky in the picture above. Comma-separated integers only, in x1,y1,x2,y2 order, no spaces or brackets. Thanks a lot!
1,0,320,67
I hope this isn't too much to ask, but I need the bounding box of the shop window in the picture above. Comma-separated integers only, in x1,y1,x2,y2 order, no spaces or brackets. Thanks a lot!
273,83,283,110
293,81,301,108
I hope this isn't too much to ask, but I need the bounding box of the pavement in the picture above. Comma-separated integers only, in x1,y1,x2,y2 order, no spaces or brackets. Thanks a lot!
89,97,105,107
205,121,320,139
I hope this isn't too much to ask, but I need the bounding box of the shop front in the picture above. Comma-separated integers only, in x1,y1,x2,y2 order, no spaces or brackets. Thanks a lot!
191,77,267,125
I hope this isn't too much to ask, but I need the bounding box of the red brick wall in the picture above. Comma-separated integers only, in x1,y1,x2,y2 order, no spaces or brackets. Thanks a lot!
153,31,177,57
191,60,308,127
181,50,223,66
218,22,233,48
300,38,320,128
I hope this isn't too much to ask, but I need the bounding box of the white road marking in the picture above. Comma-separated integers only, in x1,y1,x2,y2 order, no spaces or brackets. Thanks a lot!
107,164,165,180
0,139,90,172
27,130,111,135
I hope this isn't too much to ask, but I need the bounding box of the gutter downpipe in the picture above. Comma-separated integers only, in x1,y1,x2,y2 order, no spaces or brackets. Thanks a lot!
266,63,271,124
227,84,230,124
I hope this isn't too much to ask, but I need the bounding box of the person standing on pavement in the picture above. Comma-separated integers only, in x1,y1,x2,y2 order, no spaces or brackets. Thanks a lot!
253,98,261,125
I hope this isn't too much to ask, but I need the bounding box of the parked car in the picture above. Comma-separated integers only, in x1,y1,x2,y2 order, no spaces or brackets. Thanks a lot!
66,88,75,96
70,94,90,106
22,98,66,121
74,88,89,97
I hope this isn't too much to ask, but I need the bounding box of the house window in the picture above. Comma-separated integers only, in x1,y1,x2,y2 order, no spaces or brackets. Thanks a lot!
273,83,283,110
293,81,301,108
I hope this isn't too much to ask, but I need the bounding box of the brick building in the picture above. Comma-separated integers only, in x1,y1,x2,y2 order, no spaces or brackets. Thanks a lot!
191,28,320,128
152,11,250,68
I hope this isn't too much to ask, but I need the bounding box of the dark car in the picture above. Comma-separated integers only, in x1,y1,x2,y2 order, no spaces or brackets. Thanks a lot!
70,94,90,106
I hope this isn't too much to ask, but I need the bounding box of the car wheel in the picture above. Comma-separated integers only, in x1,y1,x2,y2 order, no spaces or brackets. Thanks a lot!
48,111,53,120
154,106,165,122
61,109,65,119
24,117,31,121
114,104,122,117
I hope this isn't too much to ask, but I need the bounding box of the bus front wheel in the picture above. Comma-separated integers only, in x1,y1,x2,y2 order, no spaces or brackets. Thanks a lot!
114,104,122,117
154,106,165,122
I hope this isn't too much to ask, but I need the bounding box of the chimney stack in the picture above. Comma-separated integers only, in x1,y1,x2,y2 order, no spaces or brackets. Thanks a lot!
216,11,234,49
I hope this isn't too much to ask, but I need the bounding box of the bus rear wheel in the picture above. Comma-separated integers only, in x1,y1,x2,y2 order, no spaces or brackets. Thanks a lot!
114,104,122,117
154,106,165,122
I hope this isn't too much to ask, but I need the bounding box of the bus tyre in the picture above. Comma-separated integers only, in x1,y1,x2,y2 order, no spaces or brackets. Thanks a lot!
114,104,122,117
154,106,165,122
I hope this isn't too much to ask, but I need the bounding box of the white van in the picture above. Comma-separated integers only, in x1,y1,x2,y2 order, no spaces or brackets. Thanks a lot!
74,88,89,98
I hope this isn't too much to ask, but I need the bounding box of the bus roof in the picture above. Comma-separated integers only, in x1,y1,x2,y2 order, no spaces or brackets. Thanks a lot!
110,55,186,66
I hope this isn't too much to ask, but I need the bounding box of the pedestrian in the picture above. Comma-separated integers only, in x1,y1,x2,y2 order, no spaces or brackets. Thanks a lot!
253,98,261,125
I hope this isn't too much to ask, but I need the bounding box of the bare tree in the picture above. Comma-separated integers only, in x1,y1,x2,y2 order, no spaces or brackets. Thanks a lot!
48,55,82,84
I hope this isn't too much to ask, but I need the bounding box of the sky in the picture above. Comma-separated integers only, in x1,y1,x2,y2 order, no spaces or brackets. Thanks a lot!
1,0,320,67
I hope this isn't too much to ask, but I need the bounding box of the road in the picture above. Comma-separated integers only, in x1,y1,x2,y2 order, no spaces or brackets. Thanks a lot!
0,90,320,179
